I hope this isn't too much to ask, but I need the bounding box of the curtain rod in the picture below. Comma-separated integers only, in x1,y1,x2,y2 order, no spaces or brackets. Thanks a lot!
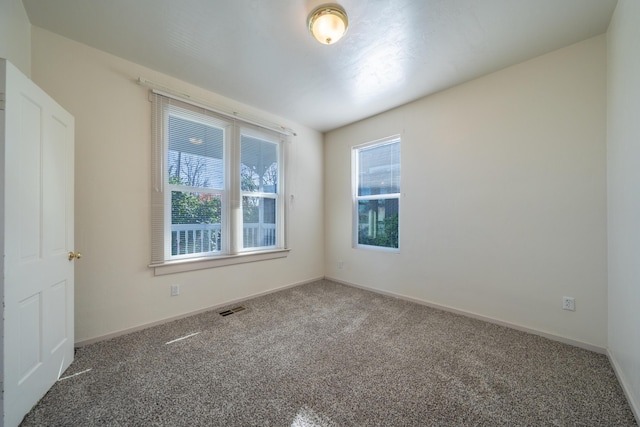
137,77,296,136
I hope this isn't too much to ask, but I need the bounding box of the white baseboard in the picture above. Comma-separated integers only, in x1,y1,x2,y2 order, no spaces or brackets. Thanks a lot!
74,276,324,347
325,276,607,355
607,349,640,425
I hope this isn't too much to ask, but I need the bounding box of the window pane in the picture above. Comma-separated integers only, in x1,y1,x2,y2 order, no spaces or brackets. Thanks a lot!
357,198,399,248
171,191,222,255
168,115,224,189
241,134,278,193
242,196,276,248
358,141,400,196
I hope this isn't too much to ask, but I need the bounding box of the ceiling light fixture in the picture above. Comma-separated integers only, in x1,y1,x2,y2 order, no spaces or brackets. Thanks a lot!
307,3,348,45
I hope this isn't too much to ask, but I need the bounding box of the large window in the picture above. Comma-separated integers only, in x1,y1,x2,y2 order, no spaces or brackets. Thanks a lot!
151,93,287,268
353,136,400,250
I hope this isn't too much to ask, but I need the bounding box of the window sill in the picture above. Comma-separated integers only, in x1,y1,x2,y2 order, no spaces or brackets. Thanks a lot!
150,249,290,276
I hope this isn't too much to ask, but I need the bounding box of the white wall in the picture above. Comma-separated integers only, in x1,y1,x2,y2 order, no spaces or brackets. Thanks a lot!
0,0,31,76
607,0,640,418
325,35,608,349
31,27,325,343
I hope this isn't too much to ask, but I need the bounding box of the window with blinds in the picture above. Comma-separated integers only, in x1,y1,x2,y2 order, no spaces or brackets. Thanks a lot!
352,136,401,250
151,92,287,265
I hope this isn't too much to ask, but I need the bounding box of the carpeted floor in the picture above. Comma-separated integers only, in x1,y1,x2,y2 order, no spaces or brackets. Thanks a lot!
21,279,637,426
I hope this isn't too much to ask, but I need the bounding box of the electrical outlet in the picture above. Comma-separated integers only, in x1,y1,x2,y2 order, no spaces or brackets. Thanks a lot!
171,284,180,296
337,260,344,270
562,296,575,311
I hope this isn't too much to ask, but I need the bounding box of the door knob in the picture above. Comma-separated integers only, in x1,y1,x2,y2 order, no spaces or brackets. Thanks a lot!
68,251,82,261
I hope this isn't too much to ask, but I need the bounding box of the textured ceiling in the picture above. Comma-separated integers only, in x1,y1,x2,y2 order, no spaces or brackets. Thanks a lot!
22,0,617,132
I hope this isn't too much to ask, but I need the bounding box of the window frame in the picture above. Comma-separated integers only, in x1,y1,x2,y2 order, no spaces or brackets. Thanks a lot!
239,125,284,253
352,135,401,252
150,91,290,275
164,105,230,260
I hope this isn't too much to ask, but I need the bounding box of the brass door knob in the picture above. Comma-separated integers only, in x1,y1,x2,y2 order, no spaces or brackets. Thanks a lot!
68,251,82,261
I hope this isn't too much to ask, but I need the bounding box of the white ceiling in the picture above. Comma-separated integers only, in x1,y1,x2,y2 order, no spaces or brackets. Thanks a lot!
22,0,617,132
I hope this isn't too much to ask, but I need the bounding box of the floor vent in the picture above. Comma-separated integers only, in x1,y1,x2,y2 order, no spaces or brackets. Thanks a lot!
219,306,246,317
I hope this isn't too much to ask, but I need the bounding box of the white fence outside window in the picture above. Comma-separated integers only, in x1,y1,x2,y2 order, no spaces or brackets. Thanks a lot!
171,223,276,255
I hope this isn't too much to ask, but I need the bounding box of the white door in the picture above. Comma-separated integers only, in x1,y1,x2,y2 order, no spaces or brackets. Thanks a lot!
1,59,75,427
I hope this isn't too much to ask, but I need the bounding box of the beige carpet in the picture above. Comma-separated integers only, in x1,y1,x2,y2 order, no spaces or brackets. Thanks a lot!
21,280,637,426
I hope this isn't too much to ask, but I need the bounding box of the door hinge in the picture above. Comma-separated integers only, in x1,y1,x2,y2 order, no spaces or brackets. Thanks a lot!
0,93,4,110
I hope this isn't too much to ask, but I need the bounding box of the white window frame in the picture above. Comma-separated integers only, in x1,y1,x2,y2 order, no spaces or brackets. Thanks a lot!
164,105,230,260
238,125,283,253
150,91,290,275
352,135,401,252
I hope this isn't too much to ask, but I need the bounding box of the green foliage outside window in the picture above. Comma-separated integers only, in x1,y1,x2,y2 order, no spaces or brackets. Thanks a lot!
169,176,221,225
358,213,399,249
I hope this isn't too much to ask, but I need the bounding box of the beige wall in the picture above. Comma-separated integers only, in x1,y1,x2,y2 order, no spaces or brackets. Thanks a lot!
31,27,325,343
607,0,640,418
0,0,31,76
325,35,608,349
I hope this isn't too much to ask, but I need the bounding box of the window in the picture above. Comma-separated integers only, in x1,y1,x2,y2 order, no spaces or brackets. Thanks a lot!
353,136,400,250
151,93,288,269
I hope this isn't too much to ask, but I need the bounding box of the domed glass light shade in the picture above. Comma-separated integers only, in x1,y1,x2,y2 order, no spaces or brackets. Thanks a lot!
308,4,349,45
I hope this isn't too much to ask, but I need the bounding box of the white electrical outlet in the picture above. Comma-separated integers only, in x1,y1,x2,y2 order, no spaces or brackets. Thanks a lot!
171,284,180,296
337,260,344,270
562,296,575,311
